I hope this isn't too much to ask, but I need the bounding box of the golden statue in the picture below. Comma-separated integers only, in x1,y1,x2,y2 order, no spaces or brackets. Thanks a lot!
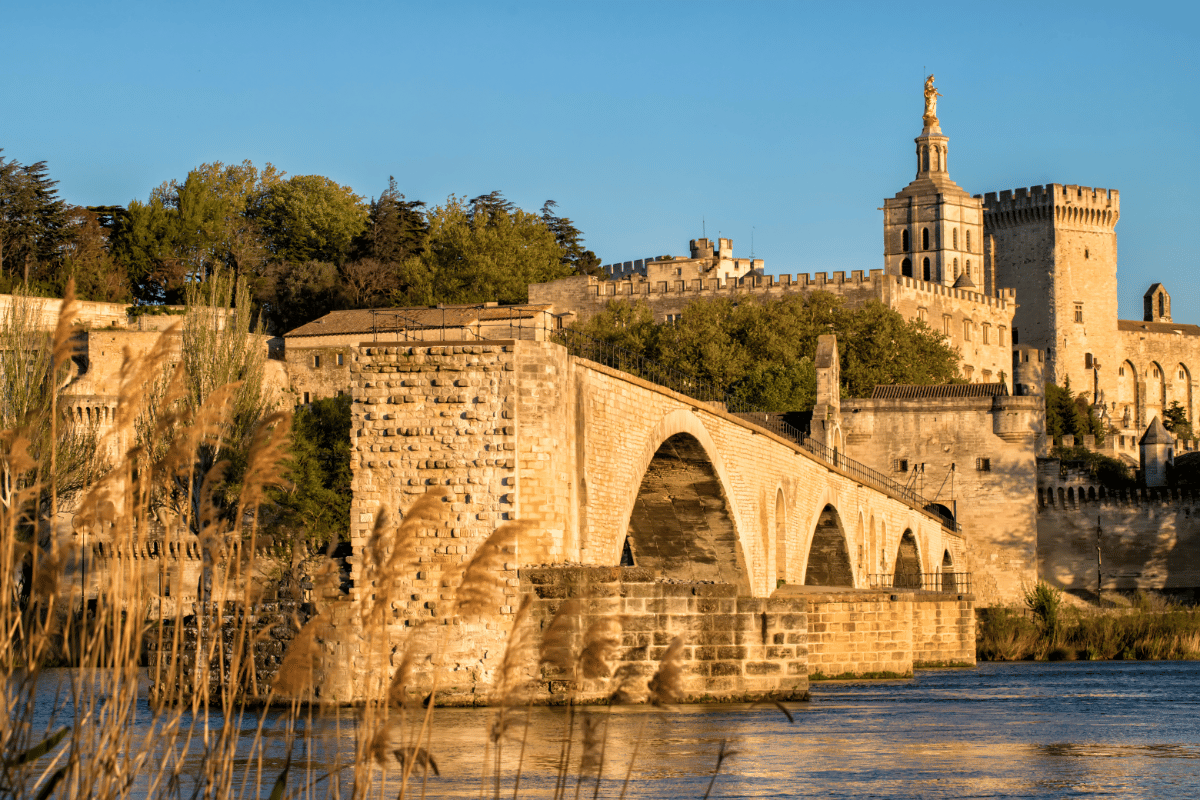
923,75,942,125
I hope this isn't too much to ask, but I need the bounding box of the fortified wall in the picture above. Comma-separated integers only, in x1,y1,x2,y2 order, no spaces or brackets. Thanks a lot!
530,269,1016,387
1037,461,1200,596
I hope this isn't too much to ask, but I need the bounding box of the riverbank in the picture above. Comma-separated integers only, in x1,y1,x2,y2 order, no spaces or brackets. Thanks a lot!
977,586,1200,661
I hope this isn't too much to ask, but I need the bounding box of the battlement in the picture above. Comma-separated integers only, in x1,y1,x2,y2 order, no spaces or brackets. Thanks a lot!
976,184,1120,229
1038,483,1200,510
574,269,1015,311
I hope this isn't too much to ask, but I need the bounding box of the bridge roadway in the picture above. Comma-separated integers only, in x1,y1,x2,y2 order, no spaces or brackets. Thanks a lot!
350,338,966,601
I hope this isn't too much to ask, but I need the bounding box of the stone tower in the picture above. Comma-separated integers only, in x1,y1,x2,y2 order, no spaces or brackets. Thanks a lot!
979,185,1120,405
1144,283,1171,322
883,80,985,288
1139,416,1174,488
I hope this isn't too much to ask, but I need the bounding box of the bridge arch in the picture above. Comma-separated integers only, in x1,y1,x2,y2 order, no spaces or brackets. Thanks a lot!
618,408,750,592
894,528,922,589
804,503,855,587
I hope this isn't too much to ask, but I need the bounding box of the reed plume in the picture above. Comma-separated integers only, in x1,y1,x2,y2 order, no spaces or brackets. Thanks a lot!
454,520,529,619
647,636,685,706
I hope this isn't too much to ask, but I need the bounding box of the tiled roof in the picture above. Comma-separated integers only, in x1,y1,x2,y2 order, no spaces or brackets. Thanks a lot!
870,383,1009,399
1117,319,1200,336
283,304,553,338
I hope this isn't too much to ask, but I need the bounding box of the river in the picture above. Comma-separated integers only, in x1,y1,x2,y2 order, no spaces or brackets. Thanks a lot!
22,661,1200,798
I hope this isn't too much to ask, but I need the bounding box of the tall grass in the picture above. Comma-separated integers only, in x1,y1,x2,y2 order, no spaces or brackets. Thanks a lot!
978,582,1200,662
0,283,717,800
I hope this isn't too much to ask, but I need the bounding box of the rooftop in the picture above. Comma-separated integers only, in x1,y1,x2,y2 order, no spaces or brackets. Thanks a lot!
284,304,553,338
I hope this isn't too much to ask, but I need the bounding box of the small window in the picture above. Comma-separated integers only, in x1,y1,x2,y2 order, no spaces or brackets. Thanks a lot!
953,258,959,278
313,354,322,368
976,457,992,472
953,228,958,249
1154,367,1161,379
922,228,930,250
963,319,972,341
917,307,928,323
337,353,344,366
922,257,931,281
1085,248,1090,259
966,230,972,252
1180,370,1186,380
998,326,1006,346
1074,304,1084,324
1119,366,1125,376
894,459,909,473
303,392,310,404
1085,353,1093,369
983,324,991,345
944,315,952,336
1013,328,1019,345
965,259,971,277
901,257,913,277
902,229,910,252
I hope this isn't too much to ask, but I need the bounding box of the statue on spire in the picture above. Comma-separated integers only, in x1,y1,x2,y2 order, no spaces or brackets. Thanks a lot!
923,75,942,126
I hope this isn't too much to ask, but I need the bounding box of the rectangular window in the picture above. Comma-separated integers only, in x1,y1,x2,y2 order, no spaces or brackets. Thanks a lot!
1085,353,1093,369
944,316,952,336
1074,303,1084,323
983,324,991,345
313,354,322,368
963,319,972,341
1180,370,1186,380
917,307,928,323
337,353,344,366
1119,366,1125,376
976,457,992,472
1013,328,1019,345
303,392,310,404
894,459,909,473
998,326,1006,346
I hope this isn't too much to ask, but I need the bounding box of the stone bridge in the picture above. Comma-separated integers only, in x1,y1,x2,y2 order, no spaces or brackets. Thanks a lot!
350,338,966,600
337,338,972,703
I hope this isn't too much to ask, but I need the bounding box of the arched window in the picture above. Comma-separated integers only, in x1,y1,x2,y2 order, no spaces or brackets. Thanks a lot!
966,259,971,277
922,228,929,250
966,230,972,252
922,258,931,281
953,228,958,249
953,258,959,278
901,258,912,277
902,229,910,252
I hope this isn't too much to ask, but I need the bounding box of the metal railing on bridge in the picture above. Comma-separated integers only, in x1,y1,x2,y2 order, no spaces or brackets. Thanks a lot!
869,572,973,594
356,306,961,533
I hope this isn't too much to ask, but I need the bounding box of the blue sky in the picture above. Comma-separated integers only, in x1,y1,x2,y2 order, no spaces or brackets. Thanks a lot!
4,1,1197,320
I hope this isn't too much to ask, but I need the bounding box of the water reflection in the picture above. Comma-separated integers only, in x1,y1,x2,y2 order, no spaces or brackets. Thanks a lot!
22,662,1200,798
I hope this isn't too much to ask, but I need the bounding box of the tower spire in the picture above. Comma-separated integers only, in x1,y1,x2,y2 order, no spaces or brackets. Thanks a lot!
915,75,949,179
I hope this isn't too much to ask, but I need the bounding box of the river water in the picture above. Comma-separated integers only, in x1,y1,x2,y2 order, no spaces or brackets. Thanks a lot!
25,661,1200,798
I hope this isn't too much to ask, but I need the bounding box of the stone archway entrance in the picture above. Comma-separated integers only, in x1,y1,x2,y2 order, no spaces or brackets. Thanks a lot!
894,529,922,589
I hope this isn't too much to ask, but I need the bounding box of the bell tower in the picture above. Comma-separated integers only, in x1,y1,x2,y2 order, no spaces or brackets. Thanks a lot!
883,76,986,290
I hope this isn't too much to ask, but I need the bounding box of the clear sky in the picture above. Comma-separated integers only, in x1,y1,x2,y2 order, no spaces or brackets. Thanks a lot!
4,1,1197,320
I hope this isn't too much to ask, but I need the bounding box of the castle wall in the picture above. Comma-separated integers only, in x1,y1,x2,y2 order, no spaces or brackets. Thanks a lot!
1037,484,1200,593
840,394,1042,605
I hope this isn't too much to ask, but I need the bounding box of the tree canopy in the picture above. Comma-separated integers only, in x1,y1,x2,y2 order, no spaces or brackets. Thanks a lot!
1045,378,1105,445
573,293,962,411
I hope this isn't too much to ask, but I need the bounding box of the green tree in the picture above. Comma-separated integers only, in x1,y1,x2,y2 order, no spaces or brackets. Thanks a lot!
1045,378,1104,444
265,394,352,550
261,175,368,265
109,161,282,303
541,200,602,277
393,195,570,306
259,259,340,334
59,206,130,302
1163,400,1192,441
0,153,70,292
356,177,427,263
572,292,961,411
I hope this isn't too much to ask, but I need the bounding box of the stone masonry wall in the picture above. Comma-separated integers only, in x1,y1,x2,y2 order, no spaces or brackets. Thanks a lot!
841,395,1041,606
787,588,976,678
523,567,809,703
1038,486,1200,593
